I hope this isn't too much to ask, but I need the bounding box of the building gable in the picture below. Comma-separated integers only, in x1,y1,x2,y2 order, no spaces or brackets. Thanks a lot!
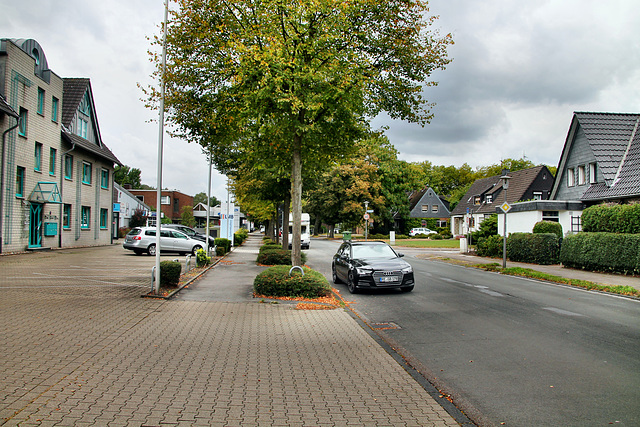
409,187,450,218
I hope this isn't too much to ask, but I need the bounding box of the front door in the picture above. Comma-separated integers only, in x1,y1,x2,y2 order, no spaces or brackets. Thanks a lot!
29,203,43,248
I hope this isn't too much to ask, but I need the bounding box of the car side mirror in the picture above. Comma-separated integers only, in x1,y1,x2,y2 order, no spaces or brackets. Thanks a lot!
398,253,405,257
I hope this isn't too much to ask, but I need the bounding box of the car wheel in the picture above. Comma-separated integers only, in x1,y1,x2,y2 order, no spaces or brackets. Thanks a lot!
400,285,414,293
347,271,358,294
332,265,342,284
192,245,202,256
147,244,156,256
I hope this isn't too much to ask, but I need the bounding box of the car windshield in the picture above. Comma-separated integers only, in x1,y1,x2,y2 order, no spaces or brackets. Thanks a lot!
352,244,397,259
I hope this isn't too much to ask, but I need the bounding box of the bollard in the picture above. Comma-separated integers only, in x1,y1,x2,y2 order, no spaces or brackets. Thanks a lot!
151,265,156,292
185,255,192,273
289,265,304,277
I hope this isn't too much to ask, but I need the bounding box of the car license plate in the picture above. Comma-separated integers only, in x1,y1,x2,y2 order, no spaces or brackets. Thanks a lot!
379,276,398,283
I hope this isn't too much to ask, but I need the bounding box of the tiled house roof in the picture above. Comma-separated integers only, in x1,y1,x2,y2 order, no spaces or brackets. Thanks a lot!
0,93,18,118
451,166,553,216
551,112,640,202
61,78,90,127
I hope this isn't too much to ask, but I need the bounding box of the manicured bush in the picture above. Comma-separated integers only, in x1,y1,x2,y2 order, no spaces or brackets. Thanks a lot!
582,203,640,234
159,260,181,287
234,228,249,245
560,232,640,275
259,243,282,254
476,235,503,257
195,248,211,267
471,214,498,242
257,249,307,265
533,221,563,239
253,266,332,298
214,238,231,254
369,233,389,240
506,233,560,265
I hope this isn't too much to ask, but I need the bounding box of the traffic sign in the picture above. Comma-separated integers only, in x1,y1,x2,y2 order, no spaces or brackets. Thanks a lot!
363,213,370,220
500,202,511,213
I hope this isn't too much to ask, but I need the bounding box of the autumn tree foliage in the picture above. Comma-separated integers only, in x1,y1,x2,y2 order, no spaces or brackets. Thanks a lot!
144,0,452,265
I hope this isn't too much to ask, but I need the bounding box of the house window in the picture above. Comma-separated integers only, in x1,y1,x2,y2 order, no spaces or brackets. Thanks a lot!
474,196,481,205
567,168,575,187
82,162,92,185
571,215,582,233
533,191,542,200
100,208,108,229
432,205,439,213
64,155,73,180
16,166,25,197
577,165,586,185
37,88,45,115
101,169,109,189
18,108,28,136
49,148,56,176
78,118,88,139
173,198,180,213
486,194,493,204
161,195,171,205
421,205,428,212
51,97,59,122
589,163,597,184
136,195,144,202
81,206,91,229
63,204,71,229
34,142,42,172
542,211,559,222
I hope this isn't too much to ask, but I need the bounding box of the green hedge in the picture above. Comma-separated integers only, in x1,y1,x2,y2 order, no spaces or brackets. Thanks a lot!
160,260,181,287
253,266,332,298
533,221,563,239
582,203,640,234
234,228,249,245
257,249,307,265
214,238,231,255
506,233,559,265
476,235,503,257
560,232,640,275
259,243,282,254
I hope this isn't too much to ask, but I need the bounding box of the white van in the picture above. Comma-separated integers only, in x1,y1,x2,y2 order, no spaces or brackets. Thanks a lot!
288,213,311,249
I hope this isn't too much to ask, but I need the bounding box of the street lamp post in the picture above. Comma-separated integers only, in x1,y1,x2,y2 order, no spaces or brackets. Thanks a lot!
500,169,511,268
364,201,369,241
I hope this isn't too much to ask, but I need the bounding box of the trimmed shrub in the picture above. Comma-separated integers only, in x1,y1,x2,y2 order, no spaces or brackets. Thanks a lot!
582,203,640,234
160,260,181,287
507,233,560,265
533,221,563,239
369,233,389,240
196,248,211,267
257,249,307,265
476,235,503,257
259,243,282,254
471,214,498,242
234,228,249,245
254,266,332,298
560,232,640,275
214,238,231,254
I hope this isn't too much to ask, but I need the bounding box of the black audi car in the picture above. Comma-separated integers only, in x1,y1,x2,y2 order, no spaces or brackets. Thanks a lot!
332,240,415,293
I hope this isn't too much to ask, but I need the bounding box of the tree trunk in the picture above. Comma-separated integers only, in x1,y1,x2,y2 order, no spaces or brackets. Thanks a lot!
282,195,290,250
291,136,303,267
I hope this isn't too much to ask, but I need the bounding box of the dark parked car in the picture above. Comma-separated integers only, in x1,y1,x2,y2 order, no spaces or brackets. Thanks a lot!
332,241,415,293
163,224,216,247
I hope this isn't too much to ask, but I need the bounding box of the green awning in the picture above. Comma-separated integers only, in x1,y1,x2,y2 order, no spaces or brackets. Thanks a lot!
29,182,62,204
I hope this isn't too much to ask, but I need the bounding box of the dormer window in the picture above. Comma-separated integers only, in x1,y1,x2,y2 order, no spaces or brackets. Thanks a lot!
32,48,40,65
486,194,493,204
474,196,481,205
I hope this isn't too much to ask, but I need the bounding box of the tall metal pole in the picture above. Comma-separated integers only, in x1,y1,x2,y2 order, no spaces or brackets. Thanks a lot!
206,150,212,254
154,0,169,294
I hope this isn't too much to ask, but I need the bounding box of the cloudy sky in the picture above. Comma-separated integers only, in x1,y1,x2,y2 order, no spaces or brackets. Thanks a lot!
3,0,639,200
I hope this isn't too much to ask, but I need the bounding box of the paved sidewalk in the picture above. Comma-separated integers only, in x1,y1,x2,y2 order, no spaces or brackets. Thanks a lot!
0,235,462,426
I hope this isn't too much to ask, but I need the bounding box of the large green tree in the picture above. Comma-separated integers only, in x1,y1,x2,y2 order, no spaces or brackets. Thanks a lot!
145,0,452,265
114,165,142,189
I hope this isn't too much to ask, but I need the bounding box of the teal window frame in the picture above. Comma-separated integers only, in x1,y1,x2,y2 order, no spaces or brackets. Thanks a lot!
18,108,27,136
64,155,73,180
81,206,90,229
78,117,88,139
37,87,45,115
100,208,108,229
49,148,56,176
51,97,59,122
82,162,92,185
101,169,109,189
16,166,25,197
63,204,71,229
34,142,42,172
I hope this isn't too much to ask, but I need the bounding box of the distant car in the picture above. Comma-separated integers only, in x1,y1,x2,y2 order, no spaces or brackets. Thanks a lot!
409,227,434,236
163,224,216,247
332,241,415,294
123,227,204,256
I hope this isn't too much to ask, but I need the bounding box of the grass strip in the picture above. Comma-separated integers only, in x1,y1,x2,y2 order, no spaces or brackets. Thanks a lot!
473,263,639,298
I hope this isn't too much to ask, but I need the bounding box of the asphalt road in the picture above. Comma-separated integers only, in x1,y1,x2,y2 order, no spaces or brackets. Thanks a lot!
306,238,640,427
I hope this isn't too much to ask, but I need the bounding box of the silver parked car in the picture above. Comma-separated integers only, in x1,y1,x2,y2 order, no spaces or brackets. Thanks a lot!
123,227,204,256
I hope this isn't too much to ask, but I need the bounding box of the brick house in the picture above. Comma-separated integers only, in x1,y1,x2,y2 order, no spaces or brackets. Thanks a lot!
0,38,120,253
127,189,194,224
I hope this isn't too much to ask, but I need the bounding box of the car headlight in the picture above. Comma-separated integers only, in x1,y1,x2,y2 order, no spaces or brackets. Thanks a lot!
356,267,373,275
401,265,413,274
